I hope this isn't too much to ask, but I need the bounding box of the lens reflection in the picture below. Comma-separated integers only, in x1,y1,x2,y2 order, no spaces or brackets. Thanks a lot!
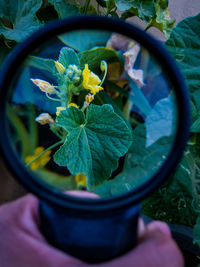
6,30,177,199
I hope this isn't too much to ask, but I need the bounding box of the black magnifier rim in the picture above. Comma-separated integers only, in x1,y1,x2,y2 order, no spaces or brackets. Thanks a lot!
0,15,190,212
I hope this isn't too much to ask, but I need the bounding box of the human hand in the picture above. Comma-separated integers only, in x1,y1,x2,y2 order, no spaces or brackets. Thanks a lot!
0,194,184,267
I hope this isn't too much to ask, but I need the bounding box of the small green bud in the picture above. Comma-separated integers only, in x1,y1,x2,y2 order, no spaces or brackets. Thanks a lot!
65,64,82,84
100,60,107,72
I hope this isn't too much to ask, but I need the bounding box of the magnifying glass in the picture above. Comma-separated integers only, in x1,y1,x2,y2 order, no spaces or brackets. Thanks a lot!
0,16,190,263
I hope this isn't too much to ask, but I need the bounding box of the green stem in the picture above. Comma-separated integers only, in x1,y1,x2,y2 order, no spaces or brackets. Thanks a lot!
100,63,108,87
26,140,63,167
45,92,62,102
81,104,87,112
83,0,90,14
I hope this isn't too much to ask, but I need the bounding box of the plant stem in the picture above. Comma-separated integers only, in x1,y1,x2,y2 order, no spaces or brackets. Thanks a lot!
100,63,108,87
81,104,87,112
26,140,63,167
45,92,62,102
83,0,90,14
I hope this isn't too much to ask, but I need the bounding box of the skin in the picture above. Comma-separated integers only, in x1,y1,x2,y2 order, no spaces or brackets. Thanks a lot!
0,194,184,267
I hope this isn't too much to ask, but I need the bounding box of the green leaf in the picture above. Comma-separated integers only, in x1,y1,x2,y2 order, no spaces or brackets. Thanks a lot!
53,104,133,189
0,0,42,42
48,0,80,18
79,47,120,72
143,146,199,226
120,0,155,20
29,56,57,79
191,117,200,133
96,124,172,197
191,90,200,132
146,94,174,147
147,0,175,38
115,0,134,11
120,0,174,37
58,47,80,67
59,30,111,52
166,14,200,94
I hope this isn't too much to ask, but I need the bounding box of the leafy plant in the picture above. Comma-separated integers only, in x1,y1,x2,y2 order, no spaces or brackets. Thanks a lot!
0,0,174,67
1,0,200,251
143,13,200,248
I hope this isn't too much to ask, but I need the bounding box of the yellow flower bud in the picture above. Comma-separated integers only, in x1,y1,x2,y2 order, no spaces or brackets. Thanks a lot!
56,107,66,116
75,173,87,187
55,61,66,74
100,60,107,72
35,113,54,125
31,79,55,94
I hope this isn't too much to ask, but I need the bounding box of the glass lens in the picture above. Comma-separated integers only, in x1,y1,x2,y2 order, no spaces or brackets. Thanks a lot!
6,29,178,199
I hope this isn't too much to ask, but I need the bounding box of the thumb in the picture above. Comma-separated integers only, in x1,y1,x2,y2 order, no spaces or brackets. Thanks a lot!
96,221,184,267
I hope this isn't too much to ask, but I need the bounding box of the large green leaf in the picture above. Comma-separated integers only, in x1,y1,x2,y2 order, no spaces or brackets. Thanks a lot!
53,104,133,189
29,56,57,80
166,14,200,94
79,47,120,72
48,0,79,18
0,0,42,42
143,146,199,226
115,0,134,11
58,47,80,68
96,124,172,197
146,94,174,147
59,30,111,52
191,90,200,133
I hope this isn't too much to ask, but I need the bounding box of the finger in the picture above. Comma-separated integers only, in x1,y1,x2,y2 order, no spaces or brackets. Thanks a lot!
0,194,87,267
146,221,171,238
96,225,184,267
66,190,100,198
137,217,145,237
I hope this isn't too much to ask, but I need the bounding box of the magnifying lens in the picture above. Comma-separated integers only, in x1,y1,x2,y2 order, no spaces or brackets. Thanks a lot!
0,16,190,263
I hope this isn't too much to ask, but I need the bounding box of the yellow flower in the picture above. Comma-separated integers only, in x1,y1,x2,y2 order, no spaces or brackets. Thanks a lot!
25,147,51,171
55,61,65,74
68,103,79,108
35,113,54,125
75,174,87,187
82,64,104,95
56,107,66,116
31,79,55,94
